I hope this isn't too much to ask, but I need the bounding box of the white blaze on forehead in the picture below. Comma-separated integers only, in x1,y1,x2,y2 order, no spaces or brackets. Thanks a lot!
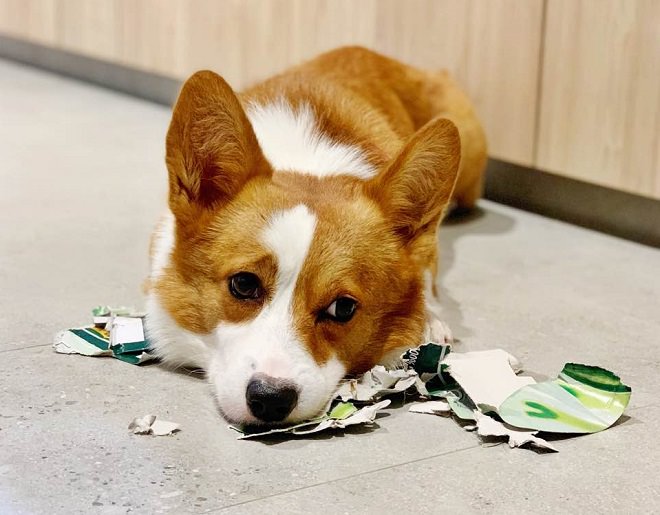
246,99,376,179
262,204,318,287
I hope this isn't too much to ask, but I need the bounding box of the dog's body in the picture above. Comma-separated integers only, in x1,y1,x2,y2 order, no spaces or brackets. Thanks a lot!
145,47,486,425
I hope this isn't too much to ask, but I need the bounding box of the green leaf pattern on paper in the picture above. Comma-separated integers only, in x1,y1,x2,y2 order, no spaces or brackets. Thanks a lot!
498,363,631,433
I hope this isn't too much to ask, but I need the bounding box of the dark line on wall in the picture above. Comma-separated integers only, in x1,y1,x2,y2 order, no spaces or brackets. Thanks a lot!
0,34,181,106
532,0,549,165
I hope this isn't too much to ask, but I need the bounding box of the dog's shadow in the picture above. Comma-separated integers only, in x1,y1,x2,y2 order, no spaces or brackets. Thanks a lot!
437,204,516,340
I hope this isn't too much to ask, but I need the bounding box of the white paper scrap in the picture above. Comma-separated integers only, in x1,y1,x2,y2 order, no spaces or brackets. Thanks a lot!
52,329,111,357
335,367,417,402
474,412,556,451
409,400,451,415
442,349,535,412
129,415,180,436
110,317,145,345
233,400,391,439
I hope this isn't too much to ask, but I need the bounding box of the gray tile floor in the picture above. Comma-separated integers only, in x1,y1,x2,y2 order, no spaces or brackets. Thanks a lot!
1,59,659,514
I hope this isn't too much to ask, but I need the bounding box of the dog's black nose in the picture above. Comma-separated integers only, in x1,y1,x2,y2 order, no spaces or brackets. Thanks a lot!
246,374,299,423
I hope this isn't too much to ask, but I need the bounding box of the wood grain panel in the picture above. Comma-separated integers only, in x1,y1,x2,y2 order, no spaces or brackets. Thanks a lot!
0,0,57,45
538,0,660,198
57,0,120,61
0,0,544,165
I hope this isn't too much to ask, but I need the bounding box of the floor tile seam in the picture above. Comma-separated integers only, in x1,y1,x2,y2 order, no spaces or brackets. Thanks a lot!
0,343,51,354
207,444,478,512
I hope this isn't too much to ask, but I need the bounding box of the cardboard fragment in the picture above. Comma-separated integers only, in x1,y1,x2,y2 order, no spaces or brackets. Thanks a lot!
474,412,557,452
335,366,417,402
498,363,631,433
444,390,477,420
409,400,450,415
129,414,180,436
442,349,535,412
53,307,154,365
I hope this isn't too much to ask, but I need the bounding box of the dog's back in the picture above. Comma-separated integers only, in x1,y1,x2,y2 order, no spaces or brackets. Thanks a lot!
242,46,487,208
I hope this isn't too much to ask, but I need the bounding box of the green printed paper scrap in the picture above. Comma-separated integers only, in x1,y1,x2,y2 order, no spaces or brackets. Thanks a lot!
52,306,154,365
498,363,632,433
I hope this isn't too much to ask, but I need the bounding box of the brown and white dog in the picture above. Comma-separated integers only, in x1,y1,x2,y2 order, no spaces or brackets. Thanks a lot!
145,47,486,425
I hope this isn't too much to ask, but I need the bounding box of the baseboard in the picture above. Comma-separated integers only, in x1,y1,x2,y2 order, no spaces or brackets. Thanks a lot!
485,160,660,248
2,34,658,248
0,34,180,105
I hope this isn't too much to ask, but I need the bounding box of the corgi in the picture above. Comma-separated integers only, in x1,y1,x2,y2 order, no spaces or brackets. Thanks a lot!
145,46,486,425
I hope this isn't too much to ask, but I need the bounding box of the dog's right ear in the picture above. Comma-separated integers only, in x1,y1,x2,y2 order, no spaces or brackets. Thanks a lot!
166,71,271,224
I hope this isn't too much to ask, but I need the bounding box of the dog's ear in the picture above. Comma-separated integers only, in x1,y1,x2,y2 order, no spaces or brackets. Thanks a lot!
166,71,271,223
366,118,460,241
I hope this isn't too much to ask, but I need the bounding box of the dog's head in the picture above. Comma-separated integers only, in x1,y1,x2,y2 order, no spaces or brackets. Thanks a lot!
154,71,460,425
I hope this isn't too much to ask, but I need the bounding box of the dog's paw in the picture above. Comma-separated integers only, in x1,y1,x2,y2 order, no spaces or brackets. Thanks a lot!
426,318,454,344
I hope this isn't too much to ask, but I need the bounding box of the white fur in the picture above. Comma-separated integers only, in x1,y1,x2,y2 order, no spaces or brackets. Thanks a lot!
246,99,376,179
423,270,453,344
208,204,346,424
145,211,211,368
145,294,211,368
149,211,175,279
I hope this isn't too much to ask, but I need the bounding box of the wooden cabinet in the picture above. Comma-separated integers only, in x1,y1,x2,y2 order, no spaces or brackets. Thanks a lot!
0,0,658,199
0,0,544,166
538,0,660,198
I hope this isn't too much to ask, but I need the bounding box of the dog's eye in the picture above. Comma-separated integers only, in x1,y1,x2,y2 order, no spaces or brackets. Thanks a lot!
229,272,262,300
324,297,357,323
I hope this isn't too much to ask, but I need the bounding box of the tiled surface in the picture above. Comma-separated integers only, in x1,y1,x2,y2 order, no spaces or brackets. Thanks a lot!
1,59,658,514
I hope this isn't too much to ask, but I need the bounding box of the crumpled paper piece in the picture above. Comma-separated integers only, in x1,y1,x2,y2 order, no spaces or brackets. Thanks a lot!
335,366,418,402
473,412,557,452
408,400,451,415
53,306,155,365
230,400,390,439
406,345,631,451
129,415,181,436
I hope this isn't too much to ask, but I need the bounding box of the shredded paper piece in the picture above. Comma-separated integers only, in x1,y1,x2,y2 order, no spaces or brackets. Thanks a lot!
474,412,557,452
335,366,418,402
55,307,630,448
53,306,154,365
408,400,451,415
129,415,181,436
230,401,390,439
229,340,630,447
404,346,631,451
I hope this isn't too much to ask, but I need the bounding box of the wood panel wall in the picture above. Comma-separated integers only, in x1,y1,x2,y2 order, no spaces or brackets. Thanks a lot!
538,0,660,198
0,0,544,166
1,1,659,199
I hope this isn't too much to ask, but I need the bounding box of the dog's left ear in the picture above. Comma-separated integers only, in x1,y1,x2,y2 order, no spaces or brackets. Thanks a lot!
166,70,272,224
366,118,461,241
